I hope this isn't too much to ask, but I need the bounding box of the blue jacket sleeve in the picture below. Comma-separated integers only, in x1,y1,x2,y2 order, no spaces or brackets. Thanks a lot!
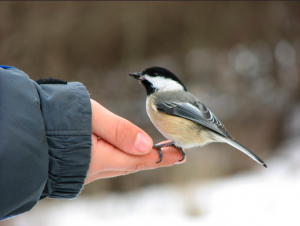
0,66,92,219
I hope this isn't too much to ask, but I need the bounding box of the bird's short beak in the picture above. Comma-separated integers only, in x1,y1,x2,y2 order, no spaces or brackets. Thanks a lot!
129,72,143,80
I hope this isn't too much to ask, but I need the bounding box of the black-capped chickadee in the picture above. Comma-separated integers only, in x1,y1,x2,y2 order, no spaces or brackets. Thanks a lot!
129,67,267,168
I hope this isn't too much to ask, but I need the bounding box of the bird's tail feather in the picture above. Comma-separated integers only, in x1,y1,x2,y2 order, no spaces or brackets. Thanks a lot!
215,135,267,168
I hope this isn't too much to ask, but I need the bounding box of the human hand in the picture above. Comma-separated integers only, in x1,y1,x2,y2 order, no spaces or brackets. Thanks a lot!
84,99,186,184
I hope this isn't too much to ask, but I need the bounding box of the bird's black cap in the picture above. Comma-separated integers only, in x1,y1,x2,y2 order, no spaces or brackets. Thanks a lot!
142,67,187,91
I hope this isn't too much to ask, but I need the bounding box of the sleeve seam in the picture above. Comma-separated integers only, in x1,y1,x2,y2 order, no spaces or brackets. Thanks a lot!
71,83,86,130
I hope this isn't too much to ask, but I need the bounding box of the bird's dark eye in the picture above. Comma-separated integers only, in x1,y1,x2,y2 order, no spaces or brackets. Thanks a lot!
154,73,158,76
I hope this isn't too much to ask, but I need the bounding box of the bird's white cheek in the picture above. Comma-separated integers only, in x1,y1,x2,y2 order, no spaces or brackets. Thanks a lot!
144,75,184,91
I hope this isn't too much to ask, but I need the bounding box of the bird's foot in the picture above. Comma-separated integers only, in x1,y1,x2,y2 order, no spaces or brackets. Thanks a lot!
153,144,164,163
169,144,185,161
153,142,185,163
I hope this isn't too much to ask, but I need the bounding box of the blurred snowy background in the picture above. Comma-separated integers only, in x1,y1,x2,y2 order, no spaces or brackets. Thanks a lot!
1,1,300,225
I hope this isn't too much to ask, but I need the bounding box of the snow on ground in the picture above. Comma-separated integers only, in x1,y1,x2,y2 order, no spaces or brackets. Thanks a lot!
11,136,300,226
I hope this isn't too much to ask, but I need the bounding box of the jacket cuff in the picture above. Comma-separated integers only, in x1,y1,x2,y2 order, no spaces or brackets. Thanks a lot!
45,134,91,199
35,82,92,199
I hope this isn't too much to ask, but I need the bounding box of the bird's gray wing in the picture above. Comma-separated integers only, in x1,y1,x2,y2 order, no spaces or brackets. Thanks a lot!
156,100,233,139
156,99,267,167
155,97,267,167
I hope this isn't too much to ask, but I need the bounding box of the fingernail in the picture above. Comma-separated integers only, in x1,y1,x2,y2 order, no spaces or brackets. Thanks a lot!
134,132,152,152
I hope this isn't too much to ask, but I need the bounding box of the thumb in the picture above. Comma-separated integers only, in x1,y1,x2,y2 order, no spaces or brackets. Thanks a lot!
91,99,153,155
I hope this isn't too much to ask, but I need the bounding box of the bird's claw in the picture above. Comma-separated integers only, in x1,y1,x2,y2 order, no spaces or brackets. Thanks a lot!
153,143,185,163
153,144,163,163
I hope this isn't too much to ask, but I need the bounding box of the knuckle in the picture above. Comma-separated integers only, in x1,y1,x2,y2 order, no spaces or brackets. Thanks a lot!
132,161,147,171
115,118,130,144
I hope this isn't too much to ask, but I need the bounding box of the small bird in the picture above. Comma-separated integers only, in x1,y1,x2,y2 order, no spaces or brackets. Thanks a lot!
129,67,267,168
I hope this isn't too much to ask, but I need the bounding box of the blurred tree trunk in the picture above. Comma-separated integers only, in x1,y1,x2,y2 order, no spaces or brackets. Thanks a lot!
121,3,146,69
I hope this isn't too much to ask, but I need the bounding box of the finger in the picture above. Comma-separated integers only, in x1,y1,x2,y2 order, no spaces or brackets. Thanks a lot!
91,99,153,155
85,140,186,184
88,138,186,176
85,171,134,184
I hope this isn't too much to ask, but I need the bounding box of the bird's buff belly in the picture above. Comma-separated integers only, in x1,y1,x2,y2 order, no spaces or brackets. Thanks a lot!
146,101,214,148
